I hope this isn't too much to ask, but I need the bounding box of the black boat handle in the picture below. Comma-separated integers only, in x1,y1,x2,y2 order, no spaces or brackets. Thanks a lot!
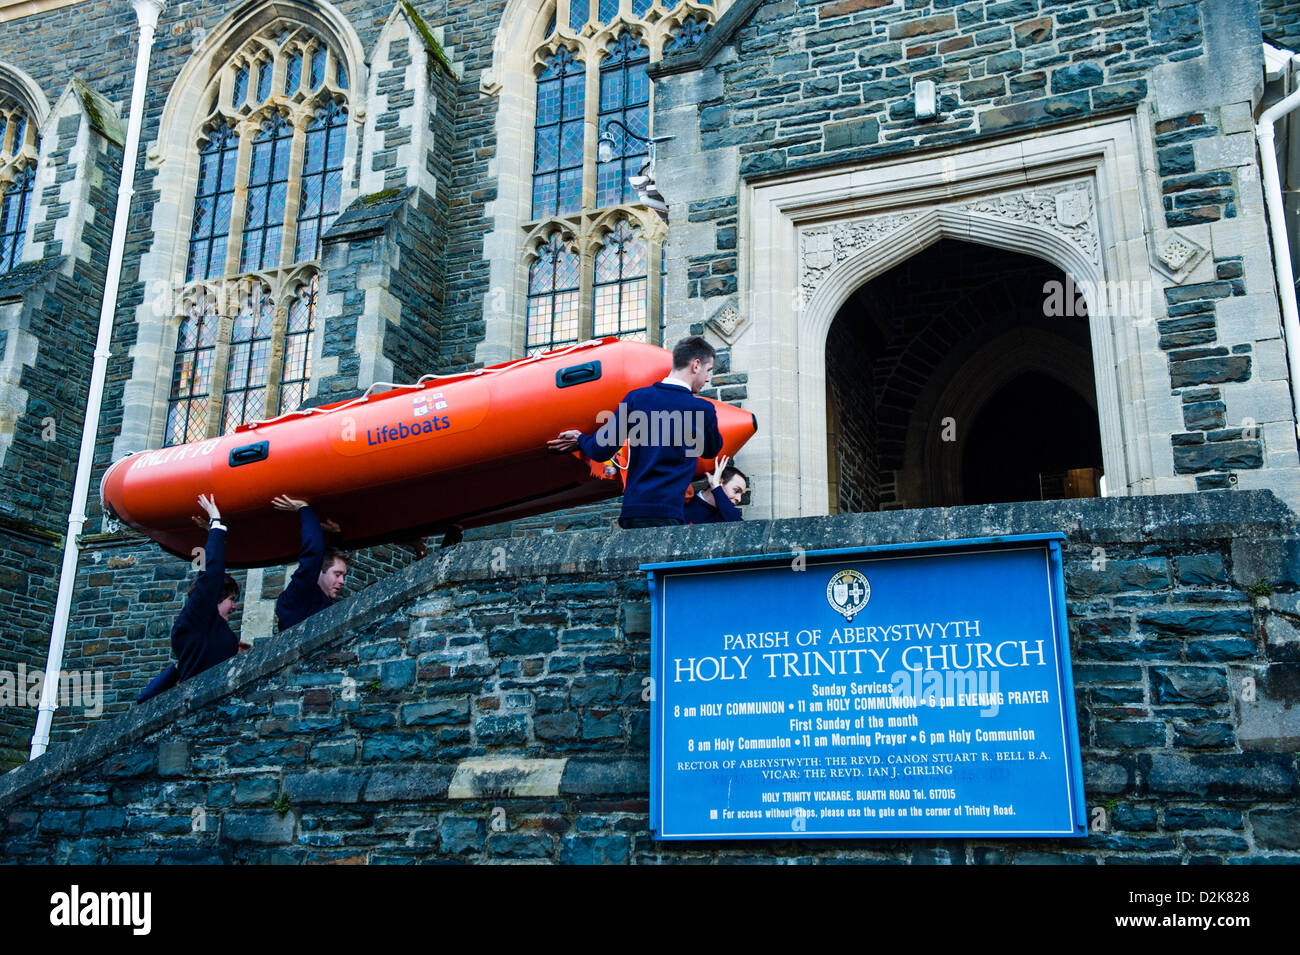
229,440,269,467
556,360,601,389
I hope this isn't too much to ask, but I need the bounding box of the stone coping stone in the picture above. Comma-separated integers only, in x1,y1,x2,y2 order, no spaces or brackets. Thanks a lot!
0,490,1293,808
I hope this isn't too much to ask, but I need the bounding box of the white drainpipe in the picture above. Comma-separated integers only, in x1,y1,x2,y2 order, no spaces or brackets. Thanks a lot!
30,0,166,759
1256,53,1300,443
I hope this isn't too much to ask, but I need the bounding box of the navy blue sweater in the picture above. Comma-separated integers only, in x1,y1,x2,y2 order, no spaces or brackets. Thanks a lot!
171,526,239,683
684,487,742,524
577,381,723,522
275,505,331,631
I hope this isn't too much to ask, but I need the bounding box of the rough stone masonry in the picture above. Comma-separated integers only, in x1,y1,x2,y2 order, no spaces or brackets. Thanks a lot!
1,492,1297,864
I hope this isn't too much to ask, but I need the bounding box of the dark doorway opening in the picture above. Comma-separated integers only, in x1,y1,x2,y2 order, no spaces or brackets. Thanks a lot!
825,238,1103,511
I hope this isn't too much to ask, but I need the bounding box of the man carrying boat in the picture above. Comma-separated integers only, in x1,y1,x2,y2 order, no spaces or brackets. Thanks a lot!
548,336,724,529
271,494,349,631
136,494,243,702
685,455,747,525
136,494,346,703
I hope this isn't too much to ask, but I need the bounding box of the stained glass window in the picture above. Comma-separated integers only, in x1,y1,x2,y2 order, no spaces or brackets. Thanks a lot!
280,276,316,413
0,165,33,272
521,3,725,351
166,24,349,443
284,50,302,95
165,295,218,445
295,100,346,262
232,65,249,107
185,124,238,282
593,220,648,340
255,61,273,103
0,101,37,275
221,286,274,431
240,112,293,272
597,34,650,208
532,48,585,219
309,47,325,90
569,0,588,32
527,232,581,353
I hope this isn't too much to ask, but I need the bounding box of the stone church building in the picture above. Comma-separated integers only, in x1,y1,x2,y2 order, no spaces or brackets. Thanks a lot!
0,0,1297,776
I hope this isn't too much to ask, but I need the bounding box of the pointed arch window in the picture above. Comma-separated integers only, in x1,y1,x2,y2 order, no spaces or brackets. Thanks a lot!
166,294,219,445
527,232,582,353
0,99,39,273
164,22,351,445
522,3,723,353
532,48,585,219
594,220,647,340
597,34,649,209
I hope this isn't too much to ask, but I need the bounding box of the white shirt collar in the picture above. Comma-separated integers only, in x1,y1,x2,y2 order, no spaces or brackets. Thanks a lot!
659,376,690,390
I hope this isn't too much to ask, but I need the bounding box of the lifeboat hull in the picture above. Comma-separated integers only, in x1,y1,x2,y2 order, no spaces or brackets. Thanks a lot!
101,339,757,566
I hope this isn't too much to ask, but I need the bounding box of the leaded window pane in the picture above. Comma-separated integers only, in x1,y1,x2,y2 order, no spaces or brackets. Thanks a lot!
309,47,325,89
222,287,274,431
255,61,272,103
597,35,650,208
185,125,238,282
0,165,32,271
166,298,217,445
527,233,581,353
240,113,293,272
532,49,585,220
632,0,653,15
592,221,647,339
280,276,316,414
232,66,249,107
598,0,618,23
667,15,709,53
295,100,346,261
569,0,588,32
284,50,302,94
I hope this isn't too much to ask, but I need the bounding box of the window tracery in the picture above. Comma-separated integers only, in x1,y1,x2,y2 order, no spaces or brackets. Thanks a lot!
522,1,721,353
165,22,350,444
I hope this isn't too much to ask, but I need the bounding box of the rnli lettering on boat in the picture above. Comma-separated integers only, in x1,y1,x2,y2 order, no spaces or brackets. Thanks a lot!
127,439,220,471
366,415,452,445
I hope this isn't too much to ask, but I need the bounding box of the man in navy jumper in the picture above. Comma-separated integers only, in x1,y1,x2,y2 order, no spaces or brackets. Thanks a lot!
685,455,747,525
271,494,348,631
549,336,724,528
137,494,242,702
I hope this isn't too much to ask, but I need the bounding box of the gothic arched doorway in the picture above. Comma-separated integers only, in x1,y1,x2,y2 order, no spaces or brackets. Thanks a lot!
825,238,1103,511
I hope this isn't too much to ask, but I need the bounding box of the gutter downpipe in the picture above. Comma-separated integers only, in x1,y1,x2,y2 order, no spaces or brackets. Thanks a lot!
29,0,166,759
1256,53,1300,443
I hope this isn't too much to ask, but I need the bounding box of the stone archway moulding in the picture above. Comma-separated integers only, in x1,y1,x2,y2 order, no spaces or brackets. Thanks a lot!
737,114,1169,519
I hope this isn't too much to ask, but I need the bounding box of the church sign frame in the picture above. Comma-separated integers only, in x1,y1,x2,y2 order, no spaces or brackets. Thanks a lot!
646,533,1087,840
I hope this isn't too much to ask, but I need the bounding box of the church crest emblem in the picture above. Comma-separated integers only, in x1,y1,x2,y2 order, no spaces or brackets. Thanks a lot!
826,568,871,622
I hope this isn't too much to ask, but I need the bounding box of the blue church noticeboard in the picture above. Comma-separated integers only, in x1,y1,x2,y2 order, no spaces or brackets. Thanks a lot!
645,534,1086,840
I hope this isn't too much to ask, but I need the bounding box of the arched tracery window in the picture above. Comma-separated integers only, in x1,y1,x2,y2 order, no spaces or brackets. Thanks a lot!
522,1,720,353
0,98,38,273
165,22,349,445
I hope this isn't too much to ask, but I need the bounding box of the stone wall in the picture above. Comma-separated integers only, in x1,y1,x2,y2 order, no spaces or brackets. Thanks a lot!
1260,0,1300,49
1,492,1296,864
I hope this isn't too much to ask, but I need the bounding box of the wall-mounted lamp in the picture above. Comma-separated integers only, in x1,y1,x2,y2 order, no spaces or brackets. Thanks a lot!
597,119,674,219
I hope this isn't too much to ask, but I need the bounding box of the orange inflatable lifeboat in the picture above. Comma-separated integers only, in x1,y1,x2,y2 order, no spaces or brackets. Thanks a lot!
100,338,758,566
